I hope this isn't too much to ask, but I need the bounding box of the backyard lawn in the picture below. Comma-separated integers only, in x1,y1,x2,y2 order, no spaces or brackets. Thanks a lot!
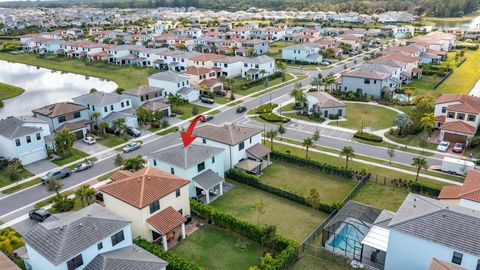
52,148,89,166
261,161,356,204
268,40,295,59
0,52,155,89
352,181,409,212
0,81,24,101
212,181,328,242
328,103,398,131
171,225,264,270
292,253,353,270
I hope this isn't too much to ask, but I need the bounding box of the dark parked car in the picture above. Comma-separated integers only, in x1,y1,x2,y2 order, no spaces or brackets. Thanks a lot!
236,105,247,113
215,90,227,96
29,208,51,222
200,115,214,122
200,97,215,104
95,192,104,202
127,127,141,137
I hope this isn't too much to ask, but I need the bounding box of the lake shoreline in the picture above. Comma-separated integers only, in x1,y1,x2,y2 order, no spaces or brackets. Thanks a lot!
0,81,25,102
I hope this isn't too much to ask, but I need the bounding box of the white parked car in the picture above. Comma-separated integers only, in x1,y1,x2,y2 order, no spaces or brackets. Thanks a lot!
82,136,96,145
320,61,330,66
436,141,450,152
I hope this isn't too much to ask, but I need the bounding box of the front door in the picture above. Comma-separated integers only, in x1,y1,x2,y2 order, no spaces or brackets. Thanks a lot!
338,109,343,117
152,230,161,241
324,110,328,118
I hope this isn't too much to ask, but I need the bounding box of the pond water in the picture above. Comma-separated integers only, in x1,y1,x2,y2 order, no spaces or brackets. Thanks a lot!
434,14,480,29
0,60,118,118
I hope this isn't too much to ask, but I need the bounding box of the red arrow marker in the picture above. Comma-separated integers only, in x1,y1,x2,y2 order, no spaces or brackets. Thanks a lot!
180,114,206,148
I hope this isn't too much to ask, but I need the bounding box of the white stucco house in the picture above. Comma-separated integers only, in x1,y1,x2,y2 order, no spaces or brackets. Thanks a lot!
304,91,346,118
148,70,200,102
438,169,480,211
0,116,52,165
339,70,398,98
241,55,276,80
149,143,225,204
192,124,271,174
100,167,190,251
281,44,323,64
23,204,168,270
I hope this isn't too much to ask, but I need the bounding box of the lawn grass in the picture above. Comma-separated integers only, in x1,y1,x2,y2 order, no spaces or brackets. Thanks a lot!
212,180,327,242
0,169,33,188
328,103,398,131
2,178,41,194
0,81,24,101
279,102,297,112
282,112,323,123
292,253,353,270
97,135,127,148
214,95,232,104
0,52,154,89
384,132,437,150
171,225,264,270
174,104,215,120
353,181,409,212
236,73,294,96
268,40,295,59
52,148,90,166
260,161,357,203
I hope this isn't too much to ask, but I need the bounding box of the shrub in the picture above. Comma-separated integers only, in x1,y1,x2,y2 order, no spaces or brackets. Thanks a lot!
328,113,339,120
259,113,290,123
134,239,201,270
353,132,383,143
410,182,441,197
255,103,278,114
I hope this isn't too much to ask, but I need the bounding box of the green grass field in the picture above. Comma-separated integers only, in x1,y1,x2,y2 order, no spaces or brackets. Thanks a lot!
236,73,295,96
328,103,398,131
0,82,24,101
171,225,264,270
212,180,327,242
174,104,219,120
268,40,295,59
52,148,89,166
353,181,409,212
97,135,127,148
0,53,154,89
0,169,33,188
261,161,357,203
292,253,353,270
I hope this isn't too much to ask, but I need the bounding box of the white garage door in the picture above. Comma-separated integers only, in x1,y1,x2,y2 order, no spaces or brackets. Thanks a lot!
19,149,46,165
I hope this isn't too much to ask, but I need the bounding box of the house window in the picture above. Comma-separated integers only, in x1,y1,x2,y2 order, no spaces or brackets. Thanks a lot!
364,79,370,84
153,159,157,166
66,254,83,270
15,139,21,147
468,114,476,122
92,105,95,111
197,162,205,172
126,100,130,106
73,111,81,119
441,106,447,113
452,251,463,265
97,242,103,250
26,136,31,143
104,107,108,113
58,116,66,123
170,167,175,174
111,230,125,246
212,156,215,163
121,102,124,108
457,113,465,120
239,141,244,150
149,200,160,214
36,133,41,140
202,138,206,144
447,112,455,119
176,188,181,197
249,138,252,144
110,105,114,111
476,259,480,270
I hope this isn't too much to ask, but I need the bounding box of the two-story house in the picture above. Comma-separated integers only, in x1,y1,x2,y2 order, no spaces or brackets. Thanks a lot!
100,167,190,251
32,102,92,140
72,91,138,128
433,94,480,144
121,86,165,108
23,204,168,270
148,71,199,102
339,69,398,98
241,55,276,80
438,169,480,210
281,44,323,64
0,116,52,165
212,56,245,78
192,124,271,174
149,143,225,204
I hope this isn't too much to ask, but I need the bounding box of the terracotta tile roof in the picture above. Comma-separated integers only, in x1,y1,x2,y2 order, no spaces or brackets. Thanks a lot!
436,94,480,114
429,258,467,270
32,102,87,118
439,121,476,135
439,170,480,202
199,78,222,88
435,115,445,122
377,54,420,63
189,53,225,62
147,206,186,235
100,167,189,209
109,170,133,181
54,119,93,133
185,66,214,76
0,252,21,270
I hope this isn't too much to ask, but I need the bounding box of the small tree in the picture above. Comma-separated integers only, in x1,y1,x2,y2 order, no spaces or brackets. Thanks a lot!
411,156,428,181
306,188,321,210
277,124,286,140
111,118,127,135
91,111,101,129
122,155,146,172
160,119,169,129
52,195,75,213
265,130,277,150
339,146,355,169
252,199,266,226
114,154,124,167
54,128,76,157
230,91,235,101
192,105,199,116
47,179,64,196
302,137,313,158
387,146,396,164
420,112,435,134
89,88,97,93
312,128,321,146
393,114,413,137
98,122,109,137
75,184,96,208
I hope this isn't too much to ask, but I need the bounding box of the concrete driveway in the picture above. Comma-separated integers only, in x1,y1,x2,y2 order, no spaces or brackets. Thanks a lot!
12,217,37,236
25,159,57,175
73,140,110,155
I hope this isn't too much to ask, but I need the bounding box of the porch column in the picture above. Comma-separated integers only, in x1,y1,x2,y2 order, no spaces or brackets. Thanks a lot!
162,235,168,251
220,182,224,195
206,191,210,204
267,153,271,164
181,223,186,239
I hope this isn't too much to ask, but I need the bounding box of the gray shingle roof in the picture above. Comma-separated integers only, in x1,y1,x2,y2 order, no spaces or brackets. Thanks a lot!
84,245,168,270
388,193,480,257
73,92,125,107
192,169,223,190
149,71,189,83
149,143,224,169
123,86,164,97
243,55,274,65
23,204,131,266
0,117,42,139
193,124,262,146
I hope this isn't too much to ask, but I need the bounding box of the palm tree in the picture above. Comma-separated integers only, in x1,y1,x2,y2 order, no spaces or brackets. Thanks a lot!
47,179,64,196
54,128,76,157
289,89,306,108
111,118,127,135
275,61,287,81
91,111,101,129
339,146,355,169
411,156,428,181
265,130,277,150
311,77,322,91
0,229,23,255
75,184,96,208
277,124,286,140
98,122,109,137
302,137,313,158
259,69,267,83
122,155,146,172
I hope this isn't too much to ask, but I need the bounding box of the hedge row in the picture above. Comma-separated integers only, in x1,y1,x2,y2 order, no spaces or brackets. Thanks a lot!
190,199,299,269
134,239,201,270
411,182,441,197
259,113,290,123
226,168,336,214
271,151,354,178
353,131,383,143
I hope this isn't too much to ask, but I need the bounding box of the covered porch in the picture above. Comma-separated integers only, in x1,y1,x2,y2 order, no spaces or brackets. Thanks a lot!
235,159,263,175
147,206,187,251
246,143,271,171
192,169,224,204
